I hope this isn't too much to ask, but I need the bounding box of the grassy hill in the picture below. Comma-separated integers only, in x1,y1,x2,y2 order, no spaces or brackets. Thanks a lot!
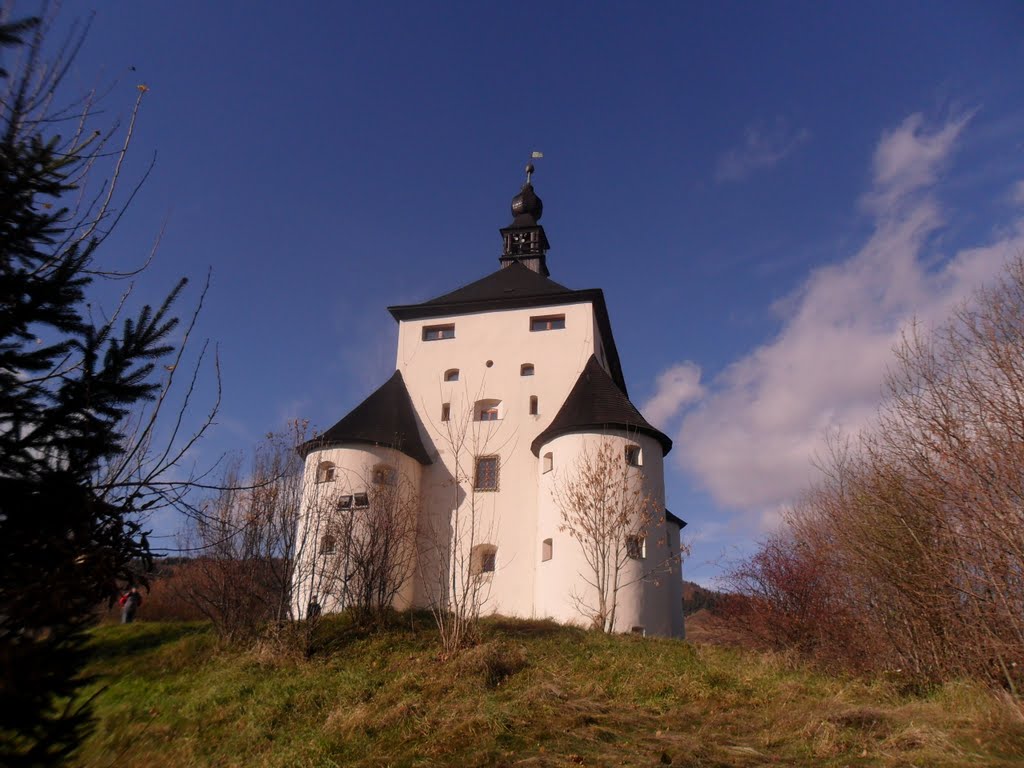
75,617,1024,767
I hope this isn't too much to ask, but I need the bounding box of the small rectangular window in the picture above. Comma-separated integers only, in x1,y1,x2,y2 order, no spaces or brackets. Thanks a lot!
337,495,353,510
630,626,646,637
474,456,499,491
482,551,496,573
625,445,642,467
530,315,565,332
542,538,553,562
423,324,455,341
441,403,450,422
353,492,369,508
542,452,553,473
479,407,499,421
520,363,535,376
529,395,538,415
626,535,646,560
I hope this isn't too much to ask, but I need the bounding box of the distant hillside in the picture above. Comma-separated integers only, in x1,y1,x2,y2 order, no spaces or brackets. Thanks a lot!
682,579,726,615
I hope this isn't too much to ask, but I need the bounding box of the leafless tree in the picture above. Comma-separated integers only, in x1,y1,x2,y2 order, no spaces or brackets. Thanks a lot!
727,255,1024,688
551,436,678,633
178,425,306,641
343,463,419,626
418,381,513,655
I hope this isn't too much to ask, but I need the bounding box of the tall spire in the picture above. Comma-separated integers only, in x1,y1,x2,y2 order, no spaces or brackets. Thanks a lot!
499,159,550,276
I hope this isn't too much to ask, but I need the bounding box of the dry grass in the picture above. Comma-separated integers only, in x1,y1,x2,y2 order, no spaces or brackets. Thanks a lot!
70,616,1024,767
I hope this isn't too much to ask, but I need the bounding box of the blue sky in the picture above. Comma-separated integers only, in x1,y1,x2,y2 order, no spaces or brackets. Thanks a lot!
40,1,1024,582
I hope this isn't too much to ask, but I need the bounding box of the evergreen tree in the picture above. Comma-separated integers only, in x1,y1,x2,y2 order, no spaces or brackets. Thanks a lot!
0,11,202,764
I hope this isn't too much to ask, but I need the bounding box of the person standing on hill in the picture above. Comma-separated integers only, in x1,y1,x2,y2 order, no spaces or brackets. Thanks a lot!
119,587,143,624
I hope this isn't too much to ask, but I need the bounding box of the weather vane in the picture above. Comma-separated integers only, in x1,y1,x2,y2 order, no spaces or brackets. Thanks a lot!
526,150,543,184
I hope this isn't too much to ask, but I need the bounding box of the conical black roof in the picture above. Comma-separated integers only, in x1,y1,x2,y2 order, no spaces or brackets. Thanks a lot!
301,371,432,465
531,355,672,456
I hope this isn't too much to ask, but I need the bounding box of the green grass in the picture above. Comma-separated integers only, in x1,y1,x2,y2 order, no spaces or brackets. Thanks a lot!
73,616,1024,767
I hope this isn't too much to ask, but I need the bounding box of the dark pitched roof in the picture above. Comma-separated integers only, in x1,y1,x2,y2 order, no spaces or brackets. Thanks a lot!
300,370,432,465
531,355,672,456
388,263,629,395
666,509,687,529
419,261,570,306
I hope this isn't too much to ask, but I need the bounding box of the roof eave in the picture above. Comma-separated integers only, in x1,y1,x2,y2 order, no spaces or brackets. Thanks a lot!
530,422,673,457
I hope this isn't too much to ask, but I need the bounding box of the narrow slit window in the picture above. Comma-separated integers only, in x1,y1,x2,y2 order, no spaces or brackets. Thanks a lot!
530,315,565,332
529,395,538,415
542,538,553,562
542,452,553,473
423,324,455,341
444,368,459,382
441,402,450,422
520,363,535,376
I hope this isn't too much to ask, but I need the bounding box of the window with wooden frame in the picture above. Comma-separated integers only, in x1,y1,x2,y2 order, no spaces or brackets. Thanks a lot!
529,314,565,332
474,455,499,491
475,399,502,422
423,324,455,341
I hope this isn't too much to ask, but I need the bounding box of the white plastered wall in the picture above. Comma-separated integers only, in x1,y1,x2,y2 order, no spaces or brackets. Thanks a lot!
534,430,681,637
291,445,422,619
396,301,601,618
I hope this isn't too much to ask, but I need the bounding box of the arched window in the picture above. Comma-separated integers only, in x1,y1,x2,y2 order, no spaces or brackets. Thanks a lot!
316,461,336,483
529,395,538,415
320,535,337,556
372,464,396,485
542,538,553,562
444,368,460,382
471,543,498,575
475,398,502,422
520,363,535,376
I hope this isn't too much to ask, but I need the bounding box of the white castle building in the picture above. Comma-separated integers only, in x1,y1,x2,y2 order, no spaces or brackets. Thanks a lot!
293,167,685,637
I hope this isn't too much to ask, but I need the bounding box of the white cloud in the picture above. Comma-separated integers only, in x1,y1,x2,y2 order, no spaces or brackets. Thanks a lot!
641,362,704,428
671,112,1024,519
862,111,972,213
715,118,809,183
